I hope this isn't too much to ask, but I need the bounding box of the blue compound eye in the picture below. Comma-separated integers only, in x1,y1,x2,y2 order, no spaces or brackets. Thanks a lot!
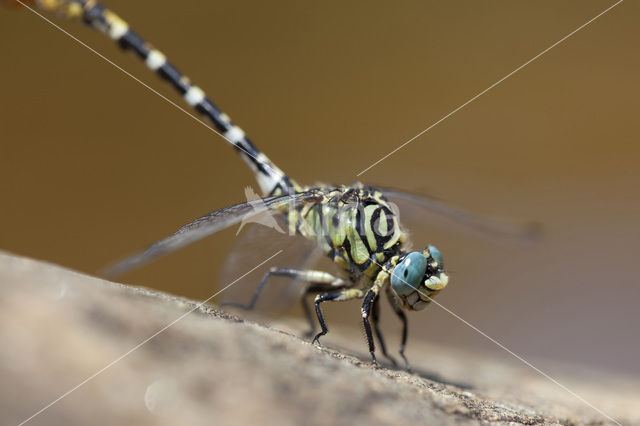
428,245,444,267
391,252,427,296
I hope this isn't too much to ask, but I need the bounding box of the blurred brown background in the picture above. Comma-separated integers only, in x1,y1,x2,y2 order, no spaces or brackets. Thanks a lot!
1,1,638,377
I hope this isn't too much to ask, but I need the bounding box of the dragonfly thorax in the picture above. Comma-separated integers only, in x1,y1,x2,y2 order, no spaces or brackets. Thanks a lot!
292,185,406,280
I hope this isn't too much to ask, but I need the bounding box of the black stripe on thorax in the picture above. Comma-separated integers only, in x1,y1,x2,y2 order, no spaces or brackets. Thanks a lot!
354,207,374,255
370,204,396,250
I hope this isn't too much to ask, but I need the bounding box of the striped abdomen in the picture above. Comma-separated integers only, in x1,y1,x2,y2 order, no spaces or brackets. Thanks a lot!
41,0,298,196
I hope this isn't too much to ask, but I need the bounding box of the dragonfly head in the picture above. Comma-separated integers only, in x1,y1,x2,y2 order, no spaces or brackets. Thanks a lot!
390,245,448,311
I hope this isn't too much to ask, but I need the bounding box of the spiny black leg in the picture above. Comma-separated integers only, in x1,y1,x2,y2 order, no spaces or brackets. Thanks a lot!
303,284,337,338
221,267,344,313
372,297,398,367
312,292,340,345
361,290,378,365
312,288,362,345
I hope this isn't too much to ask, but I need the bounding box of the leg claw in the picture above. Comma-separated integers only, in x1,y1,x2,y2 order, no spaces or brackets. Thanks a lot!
399,351,412,373
312,333,324,346
370,353,379,367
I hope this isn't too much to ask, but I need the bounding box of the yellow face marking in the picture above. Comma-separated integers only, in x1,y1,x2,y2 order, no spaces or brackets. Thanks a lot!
424,273,448,291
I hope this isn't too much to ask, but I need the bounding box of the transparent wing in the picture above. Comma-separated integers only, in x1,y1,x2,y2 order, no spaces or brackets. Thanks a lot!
380,187,541,241
220,223,327,317
102,191,323,278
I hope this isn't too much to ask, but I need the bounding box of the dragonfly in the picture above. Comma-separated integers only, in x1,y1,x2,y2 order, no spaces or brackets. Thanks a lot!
28,0,533,369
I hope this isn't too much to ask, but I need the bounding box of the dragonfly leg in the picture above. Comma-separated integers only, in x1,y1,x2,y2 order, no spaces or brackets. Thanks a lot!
371,296,398,367
385,286,412,372
312,288,364,346
301,283,342,337
361,289,379,365
220,267,344,311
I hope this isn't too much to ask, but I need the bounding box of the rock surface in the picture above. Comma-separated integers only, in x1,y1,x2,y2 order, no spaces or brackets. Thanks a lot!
0,251,637,426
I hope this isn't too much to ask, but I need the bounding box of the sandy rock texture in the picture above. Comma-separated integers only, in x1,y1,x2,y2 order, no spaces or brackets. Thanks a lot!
0,251,637,426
